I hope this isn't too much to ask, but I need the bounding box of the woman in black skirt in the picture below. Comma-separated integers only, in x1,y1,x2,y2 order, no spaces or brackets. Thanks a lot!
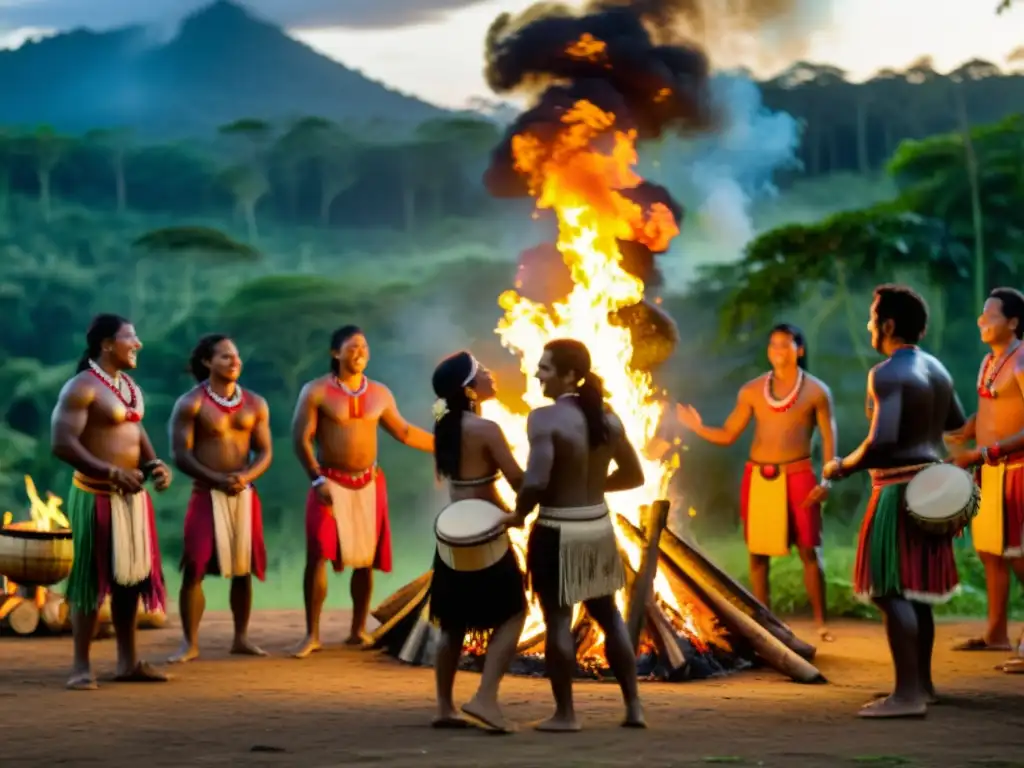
430,351,526,733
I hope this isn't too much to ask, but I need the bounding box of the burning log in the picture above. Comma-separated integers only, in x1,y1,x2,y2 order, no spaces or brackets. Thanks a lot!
371,571,432,627
617,517,824,684
659,528,817,662
367,573,433,657
644,602,688,678
0,594,39,635
625,499,670,652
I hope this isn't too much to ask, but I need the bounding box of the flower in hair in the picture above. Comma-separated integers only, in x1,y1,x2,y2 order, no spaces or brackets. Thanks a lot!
431,398,449,422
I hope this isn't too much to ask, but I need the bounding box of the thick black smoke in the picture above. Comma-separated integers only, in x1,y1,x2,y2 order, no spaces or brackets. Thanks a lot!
482,1,713,199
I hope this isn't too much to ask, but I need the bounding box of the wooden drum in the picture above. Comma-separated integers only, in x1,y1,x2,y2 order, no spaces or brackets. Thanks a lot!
905,463,980,536
434,499,511,572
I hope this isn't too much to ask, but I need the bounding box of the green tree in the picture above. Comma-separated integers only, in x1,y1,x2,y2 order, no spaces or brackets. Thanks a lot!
218,118,273,242
16,125,68,221
87,127,134,214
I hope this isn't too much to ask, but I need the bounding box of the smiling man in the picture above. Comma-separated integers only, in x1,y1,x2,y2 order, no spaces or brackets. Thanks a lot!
51,313,173,691
291,325,434,657
168,334,273,664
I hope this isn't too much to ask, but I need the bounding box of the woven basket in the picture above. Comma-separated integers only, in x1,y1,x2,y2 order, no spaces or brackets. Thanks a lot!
0,524,73,586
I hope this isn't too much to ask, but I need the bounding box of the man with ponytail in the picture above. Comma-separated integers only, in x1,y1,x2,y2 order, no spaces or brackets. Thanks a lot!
167,334,272,664
516,338,646,731
676,323,837,642
291,325,434,657
51,314,173,690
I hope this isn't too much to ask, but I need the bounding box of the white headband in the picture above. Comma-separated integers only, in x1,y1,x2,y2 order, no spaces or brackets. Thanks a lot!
462,355,479,387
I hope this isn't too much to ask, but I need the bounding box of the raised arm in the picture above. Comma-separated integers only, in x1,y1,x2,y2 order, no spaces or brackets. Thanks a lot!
830,366,901,477
483,421,524,492
815,384,838,464
169,391,226,488
677,389,753,447
515,410,555,517
242,396,273,484
379,387,434,453
51,377,112,477
606,412,644,493
291,382,322,482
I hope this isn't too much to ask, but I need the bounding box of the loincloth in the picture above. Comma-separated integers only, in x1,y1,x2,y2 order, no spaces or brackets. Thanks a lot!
972,453,1024,558
853,464,960,605
526,503,625,609
64,473,166,613
740,458,821,556
181,484,266,580
305,467,392,573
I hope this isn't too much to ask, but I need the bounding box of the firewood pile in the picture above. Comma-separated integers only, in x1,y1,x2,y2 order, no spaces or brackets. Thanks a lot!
366,501,824,684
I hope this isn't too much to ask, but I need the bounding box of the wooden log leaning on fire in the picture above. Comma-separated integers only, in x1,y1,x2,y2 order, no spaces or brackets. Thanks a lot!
659,529,817,662
0,592,40,635
625,500,671,652
616,516,824,684
367,573,434,655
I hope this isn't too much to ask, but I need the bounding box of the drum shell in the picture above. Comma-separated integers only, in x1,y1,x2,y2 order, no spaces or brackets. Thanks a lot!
435,525,510,572
906,471,980,537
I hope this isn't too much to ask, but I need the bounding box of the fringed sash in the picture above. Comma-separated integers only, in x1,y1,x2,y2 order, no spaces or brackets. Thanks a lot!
73,473,152,587
537,503,625,606
210,487,253,578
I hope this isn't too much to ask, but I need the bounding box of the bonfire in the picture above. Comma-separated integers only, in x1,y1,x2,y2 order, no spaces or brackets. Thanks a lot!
369,20,825,683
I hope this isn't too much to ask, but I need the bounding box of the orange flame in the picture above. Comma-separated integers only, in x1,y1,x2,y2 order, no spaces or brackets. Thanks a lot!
479,74,702,656
565,33,608,63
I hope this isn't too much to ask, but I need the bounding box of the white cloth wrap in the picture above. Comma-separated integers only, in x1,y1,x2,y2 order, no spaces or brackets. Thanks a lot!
210,487,254,578
327,472,378,569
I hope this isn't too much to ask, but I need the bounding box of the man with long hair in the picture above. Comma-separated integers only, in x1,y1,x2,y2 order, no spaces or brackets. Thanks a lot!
168,334,272,663
516,338,646,731
824,284,966,717
677,323,837,641
291,325,434,656
947,287,1024,669
51,313,173,690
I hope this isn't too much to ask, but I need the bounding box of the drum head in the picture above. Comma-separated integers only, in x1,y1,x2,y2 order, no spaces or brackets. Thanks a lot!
906,464,974,519
435,499,508,544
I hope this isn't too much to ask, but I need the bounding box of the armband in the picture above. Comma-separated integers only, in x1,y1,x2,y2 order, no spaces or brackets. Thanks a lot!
311,476,327,488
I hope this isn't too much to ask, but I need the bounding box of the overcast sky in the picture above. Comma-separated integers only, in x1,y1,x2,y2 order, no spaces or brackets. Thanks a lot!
0,0,1019,108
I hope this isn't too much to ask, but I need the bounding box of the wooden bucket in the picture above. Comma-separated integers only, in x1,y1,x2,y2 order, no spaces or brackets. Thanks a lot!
0,524,73,586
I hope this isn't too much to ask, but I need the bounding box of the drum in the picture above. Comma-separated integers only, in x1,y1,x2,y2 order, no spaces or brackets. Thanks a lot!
434,499,511,572
905,463,980,536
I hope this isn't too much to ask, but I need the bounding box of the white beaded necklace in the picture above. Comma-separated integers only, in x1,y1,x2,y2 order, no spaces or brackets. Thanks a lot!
203,380,244,409
763,369,804,413
334,376,368,397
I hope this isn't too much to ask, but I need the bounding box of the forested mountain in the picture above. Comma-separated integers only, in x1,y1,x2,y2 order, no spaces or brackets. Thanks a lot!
0,0,446,137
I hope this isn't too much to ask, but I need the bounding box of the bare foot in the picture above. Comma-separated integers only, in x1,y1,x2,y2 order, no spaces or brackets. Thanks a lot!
291,636,322,659
432,706,469,729
857,695,926,719
114,661,169,683
66,670,97,691
1000,657,1024,674
622,700,646,728
168,642,200,664
871,690,939,705
952,636,1012,651
535,713,581,732
344,632,371,647
818,626,835,642
230,637,268,657
462,695,514,733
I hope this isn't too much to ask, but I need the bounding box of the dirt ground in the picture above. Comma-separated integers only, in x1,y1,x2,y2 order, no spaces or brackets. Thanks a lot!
1,611,1022,768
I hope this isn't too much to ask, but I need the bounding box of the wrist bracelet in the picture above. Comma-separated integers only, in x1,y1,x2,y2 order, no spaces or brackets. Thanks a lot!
311,475,326,488
818,477,832,490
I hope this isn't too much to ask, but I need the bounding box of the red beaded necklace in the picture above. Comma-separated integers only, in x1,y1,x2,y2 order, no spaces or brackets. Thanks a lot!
763,369,804,413
977,342,1021,399
88,361,142,422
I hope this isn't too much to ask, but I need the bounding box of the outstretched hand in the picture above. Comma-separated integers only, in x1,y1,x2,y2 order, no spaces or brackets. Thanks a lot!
675,403,703,431
151,462,172,492
803,484,830,508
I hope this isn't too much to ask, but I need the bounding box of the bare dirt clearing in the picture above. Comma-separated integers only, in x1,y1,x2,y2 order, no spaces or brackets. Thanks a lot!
1,612,1022,767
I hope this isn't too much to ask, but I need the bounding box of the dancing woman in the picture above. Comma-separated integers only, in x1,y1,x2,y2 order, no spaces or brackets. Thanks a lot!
429,351,527,733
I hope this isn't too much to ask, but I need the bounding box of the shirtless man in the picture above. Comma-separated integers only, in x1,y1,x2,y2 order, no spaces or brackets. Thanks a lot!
823,284,966,718
947,288,1024,667
676,323,837,640
292,325,434,656
516,338,646,731
51,314,173,690
168,334,273,663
